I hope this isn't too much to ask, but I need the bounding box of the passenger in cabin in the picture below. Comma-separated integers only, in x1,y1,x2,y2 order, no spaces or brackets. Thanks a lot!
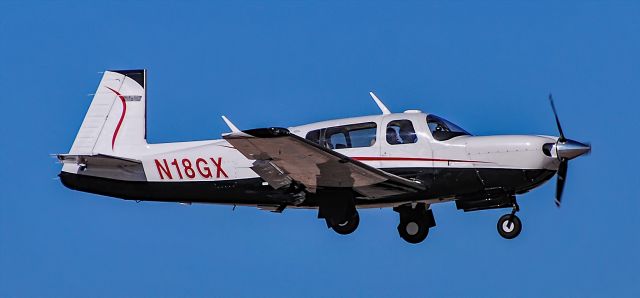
399,124,417,144
386,127,401,145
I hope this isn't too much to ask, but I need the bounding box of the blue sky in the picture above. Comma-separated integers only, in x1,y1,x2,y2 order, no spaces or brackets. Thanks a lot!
1,1,638,297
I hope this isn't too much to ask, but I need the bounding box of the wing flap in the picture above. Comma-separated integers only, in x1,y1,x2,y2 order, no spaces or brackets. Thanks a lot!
250,160,293,189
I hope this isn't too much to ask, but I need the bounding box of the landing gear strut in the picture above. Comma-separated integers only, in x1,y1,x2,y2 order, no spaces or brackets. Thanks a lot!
497,201,522,239
394,203,436,244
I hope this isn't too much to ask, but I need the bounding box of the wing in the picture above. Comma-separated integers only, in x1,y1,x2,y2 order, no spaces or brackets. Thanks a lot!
223,127,425,199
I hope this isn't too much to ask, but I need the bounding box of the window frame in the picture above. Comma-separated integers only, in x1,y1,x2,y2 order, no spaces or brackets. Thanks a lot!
385,119,418,146
426,114,472,141
305,122,378,150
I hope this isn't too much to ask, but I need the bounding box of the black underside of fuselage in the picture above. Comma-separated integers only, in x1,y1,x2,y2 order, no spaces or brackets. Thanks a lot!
59,167,555,208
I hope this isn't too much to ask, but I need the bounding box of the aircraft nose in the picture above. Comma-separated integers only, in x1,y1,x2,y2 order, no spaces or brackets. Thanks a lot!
556,139,591,160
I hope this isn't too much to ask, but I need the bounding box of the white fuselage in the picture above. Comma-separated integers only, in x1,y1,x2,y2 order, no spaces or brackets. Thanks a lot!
62,111,560,189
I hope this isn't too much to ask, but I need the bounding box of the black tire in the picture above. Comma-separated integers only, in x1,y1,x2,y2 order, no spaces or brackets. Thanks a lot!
332,211,360,235
497,214,522,239
398,218,430,244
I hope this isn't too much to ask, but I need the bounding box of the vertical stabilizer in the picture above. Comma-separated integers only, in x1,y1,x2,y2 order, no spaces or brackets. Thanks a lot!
68,69,147,156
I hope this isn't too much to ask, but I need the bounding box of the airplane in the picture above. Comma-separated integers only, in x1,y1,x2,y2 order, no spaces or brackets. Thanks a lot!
56,69,591,244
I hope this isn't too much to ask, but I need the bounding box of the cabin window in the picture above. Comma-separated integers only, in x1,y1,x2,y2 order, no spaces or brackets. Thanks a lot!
328,131,348,149
427,114,471,141
305,122,377,149
305,130,321,144
386,120,417,145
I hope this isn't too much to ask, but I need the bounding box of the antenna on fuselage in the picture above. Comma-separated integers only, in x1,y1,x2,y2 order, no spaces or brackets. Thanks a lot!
220,116,251,138
369,92,391,115
221,115,241,133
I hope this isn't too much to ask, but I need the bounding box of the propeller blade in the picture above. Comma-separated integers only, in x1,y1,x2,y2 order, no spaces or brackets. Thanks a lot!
555,159,568,207
548,94,566,142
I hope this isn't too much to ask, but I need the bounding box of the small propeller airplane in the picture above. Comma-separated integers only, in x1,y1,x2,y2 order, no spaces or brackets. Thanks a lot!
56,70,591,244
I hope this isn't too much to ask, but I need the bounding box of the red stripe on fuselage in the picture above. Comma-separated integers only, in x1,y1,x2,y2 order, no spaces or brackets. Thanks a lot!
351,156,490,163
105,87,127,150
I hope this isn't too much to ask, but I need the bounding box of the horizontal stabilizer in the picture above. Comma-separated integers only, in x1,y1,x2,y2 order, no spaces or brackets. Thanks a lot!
56,153,146,181
56,154,141,167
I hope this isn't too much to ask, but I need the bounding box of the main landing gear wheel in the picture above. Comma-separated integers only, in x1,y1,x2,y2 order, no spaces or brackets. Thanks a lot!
332,211,360,235
497,214,522,239
394,203,436,244
398,218,430,244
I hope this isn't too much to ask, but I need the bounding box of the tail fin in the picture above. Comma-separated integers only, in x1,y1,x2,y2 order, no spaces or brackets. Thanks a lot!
68,69,147,155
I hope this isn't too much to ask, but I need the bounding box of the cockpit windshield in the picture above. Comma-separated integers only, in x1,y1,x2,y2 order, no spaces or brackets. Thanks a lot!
427,114,472,141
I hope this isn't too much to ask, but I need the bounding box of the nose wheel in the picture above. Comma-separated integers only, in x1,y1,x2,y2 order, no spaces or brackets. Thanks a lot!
497,214,522,239
497,203,522,239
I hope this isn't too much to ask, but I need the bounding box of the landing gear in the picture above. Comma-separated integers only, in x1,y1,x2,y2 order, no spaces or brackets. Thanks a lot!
394,203,436,244
497,202,522,239
497,214,522,239
315,189,360,235
398,217,430,244
331,211,360,235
